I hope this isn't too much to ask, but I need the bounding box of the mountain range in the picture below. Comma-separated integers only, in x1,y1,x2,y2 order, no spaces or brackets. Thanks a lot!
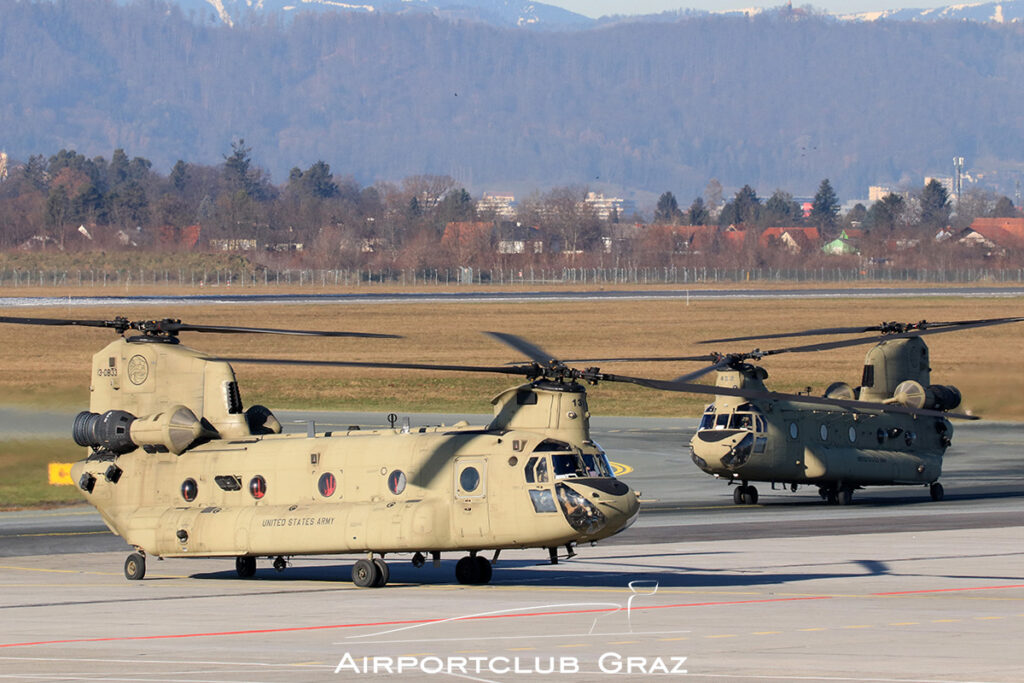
3,0,1023,207
173,0,1024,28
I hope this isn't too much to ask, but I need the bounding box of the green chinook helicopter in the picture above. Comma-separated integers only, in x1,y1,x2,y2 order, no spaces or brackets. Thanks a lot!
577,317,1022,505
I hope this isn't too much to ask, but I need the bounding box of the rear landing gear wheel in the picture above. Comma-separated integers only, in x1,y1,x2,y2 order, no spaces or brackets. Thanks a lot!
124,552,146,581
474,555,492,584
838,488,854,505
352,559,381,588
455,555,492,584
930,482,945,501
236,556,256,578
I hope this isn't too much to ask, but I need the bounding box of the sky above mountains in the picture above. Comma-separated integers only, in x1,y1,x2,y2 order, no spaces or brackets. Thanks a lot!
549,2,948,18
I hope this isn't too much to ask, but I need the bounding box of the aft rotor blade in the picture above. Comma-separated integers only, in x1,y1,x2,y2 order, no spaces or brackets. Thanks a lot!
172,323,399,338
753,316,1024,358
0,315,127,329
595,371,979,421
701,316,1024,345
0,315,398,339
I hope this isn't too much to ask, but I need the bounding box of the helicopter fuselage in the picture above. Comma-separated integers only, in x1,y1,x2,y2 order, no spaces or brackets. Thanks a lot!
688,337,956,503
72,422,638,559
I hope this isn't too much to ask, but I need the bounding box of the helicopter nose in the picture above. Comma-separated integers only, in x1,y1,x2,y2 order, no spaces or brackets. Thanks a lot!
557,479,639,540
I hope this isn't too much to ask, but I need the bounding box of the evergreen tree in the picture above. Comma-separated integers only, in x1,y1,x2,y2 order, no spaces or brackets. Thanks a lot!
919,179,951,231
654,191,681,223
687,197,709,225
810,178,839,233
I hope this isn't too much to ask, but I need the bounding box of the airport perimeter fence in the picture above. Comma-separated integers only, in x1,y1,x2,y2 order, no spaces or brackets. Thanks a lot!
2,266,1024,289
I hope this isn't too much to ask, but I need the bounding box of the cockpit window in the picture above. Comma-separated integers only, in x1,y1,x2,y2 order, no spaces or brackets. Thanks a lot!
581,452,613,478
552,453,584,478
699,405,716,430
533,439,572,452
702,405,767,433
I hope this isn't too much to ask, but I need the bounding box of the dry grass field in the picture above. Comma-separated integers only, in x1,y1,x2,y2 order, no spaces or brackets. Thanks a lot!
1,291,1022,419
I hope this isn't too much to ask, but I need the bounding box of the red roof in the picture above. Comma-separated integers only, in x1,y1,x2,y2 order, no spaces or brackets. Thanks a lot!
759,226,821,249
968,218,1024,249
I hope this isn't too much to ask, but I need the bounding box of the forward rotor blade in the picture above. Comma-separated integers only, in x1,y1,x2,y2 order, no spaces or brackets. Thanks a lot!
216,356,538,378
484,331,558,365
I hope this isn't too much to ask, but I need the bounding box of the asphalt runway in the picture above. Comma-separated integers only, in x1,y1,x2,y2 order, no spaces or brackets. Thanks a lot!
1,412,1023,681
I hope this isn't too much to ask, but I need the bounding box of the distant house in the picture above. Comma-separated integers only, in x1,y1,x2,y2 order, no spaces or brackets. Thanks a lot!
822,230,858,255
495,222,543,254
965,217,1024,250
476,193,517,219
209,238,258,251
760,226,821,253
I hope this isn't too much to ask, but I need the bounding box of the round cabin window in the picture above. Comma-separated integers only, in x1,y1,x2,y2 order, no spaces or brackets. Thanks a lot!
460,467,480,493
249,475,267,500
317,472,337,497
789,422,799,439
388,470,407,495
181,478,197,502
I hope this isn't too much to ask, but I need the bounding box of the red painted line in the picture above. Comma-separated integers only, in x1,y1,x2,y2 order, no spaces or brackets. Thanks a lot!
7,584,1019,650
0,595,828,649
871,583,1024,596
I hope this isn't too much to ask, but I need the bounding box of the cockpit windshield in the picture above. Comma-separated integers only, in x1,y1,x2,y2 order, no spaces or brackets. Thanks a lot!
699,403,766,433
526,439,613,480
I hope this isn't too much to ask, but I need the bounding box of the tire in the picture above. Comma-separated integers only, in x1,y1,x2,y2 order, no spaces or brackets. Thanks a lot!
838,489,854,505
746,486,759,505
473,556,492,585
352,559,381,588
236,556,256,578
733,487,745,505
124,552,146,581
372,558,390,587
455,556,480,585
930,482,945,501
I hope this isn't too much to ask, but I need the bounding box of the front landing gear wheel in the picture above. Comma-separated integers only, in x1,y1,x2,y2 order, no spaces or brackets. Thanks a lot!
236,556,256,578
930,482,945,501
732,485,758,505
372,558,390,587
124,552,146,580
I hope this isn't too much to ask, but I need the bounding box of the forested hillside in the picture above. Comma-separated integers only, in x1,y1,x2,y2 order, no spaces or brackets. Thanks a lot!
1,0,1023,199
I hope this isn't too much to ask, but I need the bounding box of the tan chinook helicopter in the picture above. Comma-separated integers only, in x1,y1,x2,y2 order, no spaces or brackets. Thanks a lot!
610,317,1023,506
0,316,644,586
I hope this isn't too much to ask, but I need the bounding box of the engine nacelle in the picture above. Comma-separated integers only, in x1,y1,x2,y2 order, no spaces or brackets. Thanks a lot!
890,380,962,411
73,405,207,455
